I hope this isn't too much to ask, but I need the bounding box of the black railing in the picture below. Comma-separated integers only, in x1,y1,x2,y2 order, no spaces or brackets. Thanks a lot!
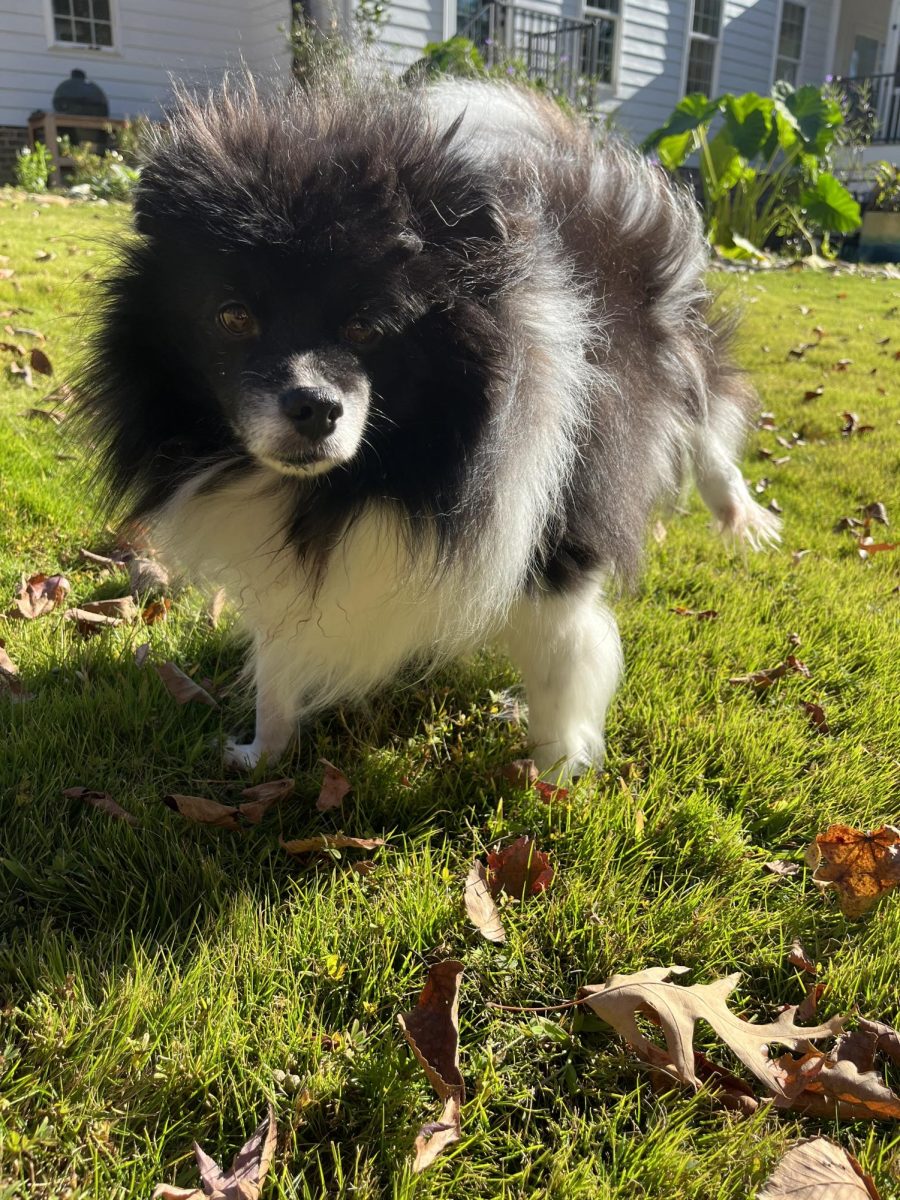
832,73,900,144
457,1,616,110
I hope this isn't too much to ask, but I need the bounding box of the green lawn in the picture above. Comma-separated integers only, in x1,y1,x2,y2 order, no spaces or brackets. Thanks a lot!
1,190,899,1200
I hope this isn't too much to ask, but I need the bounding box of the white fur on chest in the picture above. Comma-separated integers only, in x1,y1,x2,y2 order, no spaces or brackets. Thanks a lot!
154,469,503,717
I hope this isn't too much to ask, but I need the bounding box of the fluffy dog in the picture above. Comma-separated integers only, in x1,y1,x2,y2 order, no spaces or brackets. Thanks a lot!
79,74,778,778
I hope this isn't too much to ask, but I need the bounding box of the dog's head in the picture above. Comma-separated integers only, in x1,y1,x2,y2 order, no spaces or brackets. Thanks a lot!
83,80,530,512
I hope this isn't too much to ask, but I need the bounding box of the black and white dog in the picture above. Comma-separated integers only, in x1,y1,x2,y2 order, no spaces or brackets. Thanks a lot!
80,75,778,778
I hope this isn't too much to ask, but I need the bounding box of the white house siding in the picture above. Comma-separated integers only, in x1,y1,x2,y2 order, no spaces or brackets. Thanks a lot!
381,0,447,68
245,0,294,80
0,0,290,128
798,0,836,83
718,0,779,95
610,0,690,145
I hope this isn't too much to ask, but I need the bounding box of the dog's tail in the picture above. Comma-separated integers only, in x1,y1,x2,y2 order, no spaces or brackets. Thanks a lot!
690,353,781,550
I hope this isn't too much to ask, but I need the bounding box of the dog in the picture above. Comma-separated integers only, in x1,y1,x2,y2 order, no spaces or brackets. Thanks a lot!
79,73,779,779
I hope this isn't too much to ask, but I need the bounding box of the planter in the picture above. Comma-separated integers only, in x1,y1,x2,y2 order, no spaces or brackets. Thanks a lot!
858,209,900,262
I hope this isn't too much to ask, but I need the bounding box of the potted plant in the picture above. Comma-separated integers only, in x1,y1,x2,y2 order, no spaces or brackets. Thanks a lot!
859,161,900,262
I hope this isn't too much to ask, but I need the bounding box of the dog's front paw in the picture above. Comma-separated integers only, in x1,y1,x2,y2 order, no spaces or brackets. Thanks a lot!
222,738,265,771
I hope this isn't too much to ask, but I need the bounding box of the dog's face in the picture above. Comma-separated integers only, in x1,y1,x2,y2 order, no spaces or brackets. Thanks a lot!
83,90,525,519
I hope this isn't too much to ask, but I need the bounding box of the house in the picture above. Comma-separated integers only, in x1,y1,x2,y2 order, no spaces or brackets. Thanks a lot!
1,0,898,184
0,0,292,181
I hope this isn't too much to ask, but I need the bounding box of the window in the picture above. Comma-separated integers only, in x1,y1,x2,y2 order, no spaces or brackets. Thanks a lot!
685,0,722,96
50,0,114,49
775,1,806,85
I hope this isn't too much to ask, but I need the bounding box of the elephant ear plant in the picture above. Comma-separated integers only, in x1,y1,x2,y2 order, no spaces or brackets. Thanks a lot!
642,83,861,258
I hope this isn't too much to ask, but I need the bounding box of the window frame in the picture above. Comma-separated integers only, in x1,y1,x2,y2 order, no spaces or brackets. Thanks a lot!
581,0,623,95
681,0,724,99
773,0,807,87
43,0,121,55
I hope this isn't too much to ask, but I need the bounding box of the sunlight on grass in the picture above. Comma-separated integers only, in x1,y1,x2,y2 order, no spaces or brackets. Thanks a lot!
1,191,899,1198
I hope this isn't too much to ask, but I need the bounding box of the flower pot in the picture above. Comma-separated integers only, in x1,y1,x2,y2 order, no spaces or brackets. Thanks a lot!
858,209,900,263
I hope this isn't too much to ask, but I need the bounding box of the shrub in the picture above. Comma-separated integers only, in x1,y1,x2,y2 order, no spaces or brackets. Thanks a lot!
870,161,900,214
14,143,52,193
57,136,139,200
643,83,861,257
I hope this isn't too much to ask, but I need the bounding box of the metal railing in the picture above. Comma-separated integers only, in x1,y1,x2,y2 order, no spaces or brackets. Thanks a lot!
457,1,616,110
832,73,900,144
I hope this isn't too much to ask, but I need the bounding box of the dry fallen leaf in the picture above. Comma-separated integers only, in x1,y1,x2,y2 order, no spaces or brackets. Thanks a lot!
316,759,351,812
498,759,539,787
64,607,124,635
763,861,800,878
63,787,139,828
804,385,825,400
487,835,553,899
863,501,889,526
533,780,569,803
80,596,139,622
788,939,817,974
0,639,31,701
155,662,218,708
142,598,172,625
857,538,898,559
280,833,385,856
858,1018,900,1068
759,1138,880,1200
29,347,52,376
12,572,70,619
670,606,719,620
774,1028,900,1120
464,860,506,944
729,654,809,690
165,780,293,829
397,961,465,1174
152,1103,276,1200
809,824,900,917
800,701,831,735
134,642,150,668
578,965,842,1097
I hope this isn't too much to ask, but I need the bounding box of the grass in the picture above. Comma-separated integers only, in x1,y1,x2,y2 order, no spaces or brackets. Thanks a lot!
0,188,899,1200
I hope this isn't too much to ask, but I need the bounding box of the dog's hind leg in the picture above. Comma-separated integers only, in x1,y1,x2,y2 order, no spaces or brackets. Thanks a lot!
693,382,781,549
500,578,623,781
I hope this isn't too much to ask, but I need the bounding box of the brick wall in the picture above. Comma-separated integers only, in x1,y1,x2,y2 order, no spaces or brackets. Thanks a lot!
0,126,27,185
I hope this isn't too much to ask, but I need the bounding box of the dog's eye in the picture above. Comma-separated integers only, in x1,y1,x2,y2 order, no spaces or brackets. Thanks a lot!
342,319,381,348
218,303,256,337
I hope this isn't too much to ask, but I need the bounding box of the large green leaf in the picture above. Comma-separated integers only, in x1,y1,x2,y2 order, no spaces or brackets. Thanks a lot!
800,173,862,233
722,93,773,160
782,85,843,155
641,93,719,169
705,129,748,198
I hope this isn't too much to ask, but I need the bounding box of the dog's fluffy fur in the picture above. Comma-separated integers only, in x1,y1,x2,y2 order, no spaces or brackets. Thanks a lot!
79,74,778,777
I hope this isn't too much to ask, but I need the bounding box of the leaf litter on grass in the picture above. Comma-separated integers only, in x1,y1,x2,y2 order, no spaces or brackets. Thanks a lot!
164,779,293,830
152,1102,277,1200
807,824,900,917
397,960,465,1173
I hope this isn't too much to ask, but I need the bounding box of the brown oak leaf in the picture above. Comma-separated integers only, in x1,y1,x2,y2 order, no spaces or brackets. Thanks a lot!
759,1138,881,1200
152,1103,276,1200
397,961,465,1174
165,780,293,829
809,824,900,917
579,966,842,1097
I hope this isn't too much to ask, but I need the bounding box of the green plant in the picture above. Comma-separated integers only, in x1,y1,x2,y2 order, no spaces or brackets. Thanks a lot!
112,116,154,168
643,84,861,257
415,35,578,115
57,135,139,200
286,1,390,84
870,160,900,213
14,143,52,193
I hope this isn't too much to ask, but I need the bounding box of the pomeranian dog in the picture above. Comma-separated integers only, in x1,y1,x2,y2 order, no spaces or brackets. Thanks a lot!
79,74,778,779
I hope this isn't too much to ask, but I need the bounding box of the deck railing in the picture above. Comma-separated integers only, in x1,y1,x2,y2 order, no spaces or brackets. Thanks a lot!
832,73,900,144
457,1,616,110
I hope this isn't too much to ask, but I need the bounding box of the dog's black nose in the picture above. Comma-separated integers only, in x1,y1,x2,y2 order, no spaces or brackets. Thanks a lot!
279,388,343,440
